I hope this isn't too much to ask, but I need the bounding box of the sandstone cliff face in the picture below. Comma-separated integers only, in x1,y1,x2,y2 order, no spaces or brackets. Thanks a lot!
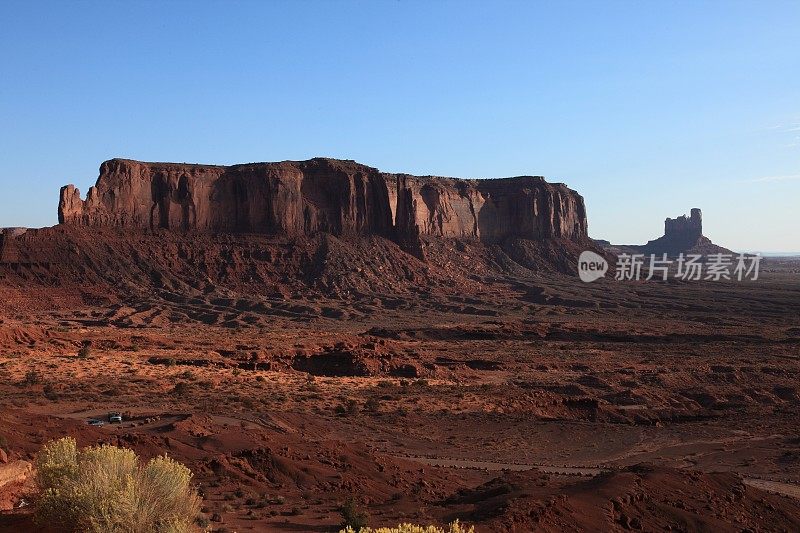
390,174,587,241
59,158,588,248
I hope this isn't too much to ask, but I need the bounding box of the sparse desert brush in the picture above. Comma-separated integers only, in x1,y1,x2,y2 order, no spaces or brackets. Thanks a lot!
339,520,474,533
78,344,92,358
35,437,201,533
363,396,381,413
171,381,191,396
197,379,215,389
334,398,359,416
24,369,40,385
339,497,369,530
42,382,59,400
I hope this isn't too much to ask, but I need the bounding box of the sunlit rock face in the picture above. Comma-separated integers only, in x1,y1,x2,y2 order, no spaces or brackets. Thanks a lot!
58,158,588,249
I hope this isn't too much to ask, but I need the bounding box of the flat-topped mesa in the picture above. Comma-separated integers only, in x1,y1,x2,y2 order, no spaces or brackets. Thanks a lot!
58,158,588,247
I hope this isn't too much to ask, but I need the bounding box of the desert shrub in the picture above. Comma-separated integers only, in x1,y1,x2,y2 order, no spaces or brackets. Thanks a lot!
339,497,369,531
334,399,359,417
240,397,256,410
345,398,359,414
78,344,92,359
171,382,190,396
35,436,78,489
24,369,41,385
364,397,381,413
43,382,59,400
35,437,201,532
339,520,473,533
198,380,215,389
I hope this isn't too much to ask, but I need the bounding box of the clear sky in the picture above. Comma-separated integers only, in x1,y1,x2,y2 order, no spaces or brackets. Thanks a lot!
1,0,798,252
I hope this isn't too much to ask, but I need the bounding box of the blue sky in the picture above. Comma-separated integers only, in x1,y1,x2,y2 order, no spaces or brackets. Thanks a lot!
1,0,798,251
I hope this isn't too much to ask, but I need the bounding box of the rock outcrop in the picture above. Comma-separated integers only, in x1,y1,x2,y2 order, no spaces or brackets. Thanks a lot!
640,208,733,256
664,208,703,242
594,208,735,257
58,158,589,255
0,230,23,264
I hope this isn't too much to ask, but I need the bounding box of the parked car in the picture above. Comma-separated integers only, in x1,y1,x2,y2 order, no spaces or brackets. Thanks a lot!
108,412,122,423
87,419,104,426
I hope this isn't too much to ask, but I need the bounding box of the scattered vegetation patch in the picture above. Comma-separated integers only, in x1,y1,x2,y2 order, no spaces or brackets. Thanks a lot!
334,399,360,416
24,369,40,385
340,521,473,533
171,381,191,396
364,397,381,413
42,382,59,400
339,497,369,531
78,344,92,359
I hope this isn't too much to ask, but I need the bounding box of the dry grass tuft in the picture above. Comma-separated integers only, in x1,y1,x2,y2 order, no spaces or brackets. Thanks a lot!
340,521,474,533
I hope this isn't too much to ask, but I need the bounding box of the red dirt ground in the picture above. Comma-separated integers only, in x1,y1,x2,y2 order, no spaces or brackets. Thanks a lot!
1,228,799,531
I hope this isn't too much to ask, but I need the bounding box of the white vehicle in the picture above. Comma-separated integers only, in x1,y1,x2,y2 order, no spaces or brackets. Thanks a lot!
108,412,122,423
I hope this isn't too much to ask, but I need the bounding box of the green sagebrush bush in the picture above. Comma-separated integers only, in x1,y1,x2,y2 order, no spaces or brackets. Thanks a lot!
35,437,201,533
340,520,474,533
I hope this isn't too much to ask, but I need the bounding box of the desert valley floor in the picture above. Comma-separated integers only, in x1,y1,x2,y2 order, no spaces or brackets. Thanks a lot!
1,231,799,532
